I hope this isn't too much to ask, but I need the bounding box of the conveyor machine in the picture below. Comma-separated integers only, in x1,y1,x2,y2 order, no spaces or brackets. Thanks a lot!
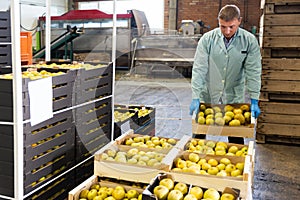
37,9,146,68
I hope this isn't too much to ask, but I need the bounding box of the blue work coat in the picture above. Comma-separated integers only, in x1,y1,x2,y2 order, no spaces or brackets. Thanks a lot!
191,27,262,104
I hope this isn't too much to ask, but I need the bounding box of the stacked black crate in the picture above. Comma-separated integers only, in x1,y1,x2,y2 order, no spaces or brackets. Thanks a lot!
0,69,77,198
113,104,156,137
0,11,11,67
257,0,300,144
73,63,113,181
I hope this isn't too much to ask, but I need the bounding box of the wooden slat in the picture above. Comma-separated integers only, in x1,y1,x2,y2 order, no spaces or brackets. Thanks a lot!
262,70,300,80
262,58,300,70
263,36,300,48
266,0,300,4
260,91,300,102
263,26,300,36
256,132,300,144
271,48,300,58
261,80,300,92
257,122,300,137
260,101,300,115
261,48,300,59
264,14,300,25
259,113,300,124
265,4,300,14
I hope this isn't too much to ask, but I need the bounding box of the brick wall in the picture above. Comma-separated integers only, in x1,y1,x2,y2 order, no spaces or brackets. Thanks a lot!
164,0,261,33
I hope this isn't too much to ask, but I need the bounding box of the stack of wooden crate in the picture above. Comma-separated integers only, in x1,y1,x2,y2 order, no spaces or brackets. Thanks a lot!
257,0,300,144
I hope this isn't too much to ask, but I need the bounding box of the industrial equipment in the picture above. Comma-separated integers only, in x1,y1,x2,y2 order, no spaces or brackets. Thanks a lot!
33,25,82,60
37,9,143,68
130,20,209,77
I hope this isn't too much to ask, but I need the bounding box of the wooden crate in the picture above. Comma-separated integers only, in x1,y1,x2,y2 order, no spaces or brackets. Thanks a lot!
169,153,253,200
257,101,300,144
192,119,255,138
143,173,242,200
192,103,255,138
94,142,177,184
260,58,300,100
182,138,255,163
264,0,300,14
68,175,145,200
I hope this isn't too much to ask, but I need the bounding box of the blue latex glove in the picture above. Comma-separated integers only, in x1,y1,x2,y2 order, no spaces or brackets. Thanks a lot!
251,99,261,118
189,99,200,116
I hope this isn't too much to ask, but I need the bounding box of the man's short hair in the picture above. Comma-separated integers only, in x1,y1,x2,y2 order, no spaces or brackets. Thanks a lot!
218,4,241,21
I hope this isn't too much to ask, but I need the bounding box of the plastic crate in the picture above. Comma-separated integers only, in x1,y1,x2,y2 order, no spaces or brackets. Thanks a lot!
0,69,75,121
75,128,111,164
25,170,76,200
0,44,12,66
0,11,11,43
20,32,32,65
74,65,113,104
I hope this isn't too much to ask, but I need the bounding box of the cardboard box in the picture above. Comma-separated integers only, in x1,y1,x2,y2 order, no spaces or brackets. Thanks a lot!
94,142,177,184
114,131,182,154
169,152,253,200
192,103,255,138
68,175,146,200
181,137,255,162
142,173,241,200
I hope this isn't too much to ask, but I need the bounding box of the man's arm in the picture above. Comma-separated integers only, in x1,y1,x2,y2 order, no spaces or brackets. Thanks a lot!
191,35,210,100
244,35,262,100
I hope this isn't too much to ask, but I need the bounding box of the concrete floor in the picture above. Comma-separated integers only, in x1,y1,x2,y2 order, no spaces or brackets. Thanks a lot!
114,71,300,200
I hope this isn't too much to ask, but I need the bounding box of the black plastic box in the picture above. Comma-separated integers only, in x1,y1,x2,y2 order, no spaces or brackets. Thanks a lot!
74,65,113,104
0,11,11,43
0,44,12,66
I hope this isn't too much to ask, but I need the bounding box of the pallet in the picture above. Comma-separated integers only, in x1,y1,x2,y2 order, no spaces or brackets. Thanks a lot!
262,58,300,70
264,0,300,14
261,79,300,93
260,91,300,102
256,132,300,145
261,48,300,58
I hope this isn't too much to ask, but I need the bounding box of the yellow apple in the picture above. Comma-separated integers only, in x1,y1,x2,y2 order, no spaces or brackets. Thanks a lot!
127,189,139,199
207,158,218,167
221,193,235,200
188,153,200,163
87,189,98,200
183,194,197,200
168,190,184,200
190,186,203,199
203,188,220,200
153,185,169,200
174,182,188,195
207,167,219,175
220,158,231,165
159,178,174,190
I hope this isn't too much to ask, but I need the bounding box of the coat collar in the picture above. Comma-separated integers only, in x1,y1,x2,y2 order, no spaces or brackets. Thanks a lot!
216,28,241,52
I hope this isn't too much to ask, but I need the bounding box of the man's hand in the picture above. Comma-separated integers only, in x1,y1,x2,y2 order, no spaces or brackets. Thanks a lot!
251,99,261,118
189,99,200,116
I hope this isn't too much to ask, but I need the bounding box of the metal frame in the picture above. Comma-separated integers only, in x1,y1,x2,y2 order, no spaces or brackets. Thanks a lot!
3,0,117,199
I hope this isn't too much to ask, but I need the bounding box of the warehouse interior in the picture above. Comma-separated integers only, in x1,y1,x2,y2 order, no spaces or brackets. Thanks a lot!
0,0,299,200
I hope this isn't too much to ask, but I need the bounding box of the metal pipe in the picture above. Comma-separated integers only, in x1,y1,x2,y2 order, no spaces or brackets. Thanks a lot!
45,0,51,61
11,0,24,199
111,0,117,141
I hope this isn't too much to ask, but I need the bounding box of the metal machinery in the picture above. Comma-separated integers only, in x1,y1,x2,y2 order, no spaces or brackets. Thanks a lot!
131,19,210,77
36,9,145,68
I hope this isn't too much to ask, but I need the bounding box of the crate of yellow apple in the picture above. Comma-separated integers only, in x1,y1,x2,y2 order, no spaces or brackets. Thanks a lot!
192,103,256,138
68,175,147,200
143,173,240,200
183,138,255,162
169,149,253,200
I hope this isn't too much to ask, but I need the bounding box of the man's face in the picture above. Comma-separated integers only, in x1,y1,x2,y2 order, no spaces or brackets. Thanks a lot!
219,18,241,40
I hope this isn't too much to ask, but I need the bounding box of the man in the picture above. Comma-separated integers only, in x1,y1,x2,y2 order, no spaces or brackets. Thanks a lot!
189,4,261,143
